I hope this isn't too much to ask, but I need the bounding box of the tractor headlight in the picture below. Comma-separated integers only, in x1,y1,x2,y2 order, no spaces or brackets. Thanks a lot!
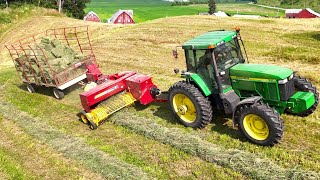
278,78,288,84
288,74,294,80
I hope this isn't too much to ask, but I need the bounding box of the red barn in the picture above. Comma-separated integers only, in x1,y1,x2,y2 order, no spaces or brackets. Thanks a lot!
107,10,135,24
84,11,101,22
297,8,320,18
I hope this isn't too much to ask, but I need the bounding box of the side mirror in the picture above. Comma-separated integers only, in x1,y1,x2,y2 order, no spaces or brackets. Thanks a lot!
172,50,178,59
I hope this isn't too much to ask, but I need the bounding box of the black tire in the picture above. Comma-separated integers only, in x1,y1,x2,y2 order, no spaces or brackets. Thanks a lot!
288,76,319,117
89,121,98,130
26,84,36,93
80,110,89,125
168,81,213,129
235,101,284,146
53,88,64,99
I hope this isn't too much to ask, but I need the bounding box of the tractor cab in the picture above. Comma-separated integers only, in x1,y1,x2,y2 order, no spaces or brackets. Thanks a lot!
182,30,245,94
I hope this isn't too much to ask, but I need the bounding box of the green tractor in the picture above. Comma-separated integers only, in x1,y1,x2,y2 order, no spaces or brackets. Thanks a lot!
169,29,319,146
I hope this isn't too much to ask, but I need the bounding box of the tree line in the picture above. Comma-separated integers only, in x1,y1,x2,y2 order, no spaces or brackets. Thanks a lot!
0,0,90,19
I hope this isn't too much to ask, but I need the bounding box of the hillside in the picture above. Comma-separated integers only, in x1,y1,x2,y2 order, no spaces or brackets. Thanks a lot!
258,0,320,12
0,6,61,40
85,1,285,22
0,11,320,179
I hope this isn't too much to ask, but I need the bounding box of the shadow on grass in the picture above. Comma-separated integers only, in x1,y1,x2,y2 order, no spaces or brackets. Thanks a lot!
210,113,245,142
140,102,245,141
312,34,320,41
134,102,180,126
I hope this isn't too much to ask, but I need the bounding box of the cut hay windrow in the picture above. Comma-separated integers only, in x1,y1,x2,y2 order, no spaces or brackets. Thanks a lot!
0,102,150,180
111,111,319,180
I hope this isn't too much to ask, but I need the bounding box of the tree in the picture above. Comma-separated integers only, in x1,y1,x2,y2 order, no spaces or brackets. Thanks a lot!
61,0,90,19
0,0,90,19
208,0,216,15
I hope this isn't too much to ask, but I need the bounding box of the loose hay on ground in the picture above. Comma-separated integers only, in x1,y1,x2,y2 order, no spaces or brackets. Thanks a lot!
0,102,150,180
111,111,320,180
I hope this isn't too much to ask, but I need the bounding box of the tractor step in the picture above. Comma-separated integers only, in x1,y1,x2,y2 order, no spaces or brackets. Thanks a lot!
84,91,136,128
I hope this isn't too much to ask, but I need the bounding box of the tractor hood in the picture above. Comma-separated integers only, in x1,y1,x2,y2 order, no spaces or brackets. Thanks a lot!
230,64,293,80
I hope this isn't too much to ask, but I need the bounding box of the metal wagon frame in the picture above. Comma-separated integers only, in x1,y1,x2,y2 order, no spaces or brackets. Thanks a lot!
5,26,97,99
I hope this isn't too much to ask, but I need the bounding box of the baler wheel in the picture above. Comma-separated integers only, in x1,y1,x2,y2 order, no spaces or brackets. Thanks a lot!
168,81,213,129
236,101,284,146
287,76,319,117
80,111,89,125
53,88,64,99
89,121,98,130
26,84,36,93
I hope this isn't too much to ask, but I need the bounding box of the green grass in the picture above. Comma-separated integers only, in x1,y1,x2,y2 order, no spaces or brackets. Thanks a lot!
0,148,30,180
85,1,285,23
258,0,320,12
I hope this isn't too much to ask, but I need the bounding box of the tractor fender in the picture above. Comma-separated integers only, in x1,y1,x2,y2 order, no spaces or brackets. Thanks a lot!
232,96,262,125
183,73,212,96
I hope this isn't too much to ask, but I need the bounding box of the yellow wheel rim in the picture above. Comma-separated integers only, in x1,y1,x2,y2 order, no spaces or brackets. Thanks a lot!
80,114,88,124
243,114,269,141
173,93,197,123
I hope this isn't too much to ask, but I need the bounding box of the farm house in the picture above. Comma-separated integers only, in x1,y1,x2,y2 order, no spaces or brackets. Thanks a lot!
107,10,135,24
84,11,101,22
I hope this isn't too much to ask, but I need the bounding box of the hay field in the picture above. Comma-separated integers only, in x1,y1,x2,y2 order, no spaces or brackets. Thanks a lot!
0,13,320,179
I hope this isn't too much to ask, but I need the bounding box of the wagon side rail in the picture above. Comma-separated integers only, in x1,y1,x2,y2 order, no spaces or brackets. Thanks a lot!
4,44,59,87
5,26,97,87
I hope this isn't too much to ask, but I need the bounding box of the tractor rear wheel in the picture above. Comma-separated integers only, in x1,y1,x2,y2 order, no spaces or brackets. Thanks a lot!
236,102,284,146
288,76,319,117
168,81,213,129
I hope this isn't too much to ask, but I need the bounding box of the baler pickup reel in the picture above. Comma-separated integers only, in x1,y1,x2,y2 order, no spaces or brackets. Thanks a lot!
80,71,164,130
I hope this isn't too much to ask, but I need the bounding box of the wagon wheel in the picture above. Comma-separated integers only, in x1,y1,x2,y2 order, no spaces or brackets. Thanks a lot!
26,84,36,93
53,88,64,99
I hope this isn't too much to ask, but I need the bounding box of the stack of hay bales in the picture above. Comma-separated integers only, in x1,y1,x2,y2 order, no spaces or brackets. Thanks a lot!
14,38,87,85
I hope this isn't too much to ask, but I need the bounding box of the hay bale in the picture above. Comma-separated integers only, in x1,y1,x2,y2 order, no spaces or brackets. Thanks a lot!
51,46,65,58
41,38,50,44
51,39,63,47
16,38,88,86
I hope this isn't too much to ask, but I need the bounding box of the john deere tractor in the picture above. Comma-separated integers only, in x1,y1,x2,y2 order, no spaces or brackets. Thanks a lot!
169,29,319,146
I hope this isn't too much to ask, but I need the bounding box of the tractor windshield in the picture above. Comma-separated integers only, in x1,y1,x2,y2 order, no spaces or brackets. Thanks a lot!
214,38,245,71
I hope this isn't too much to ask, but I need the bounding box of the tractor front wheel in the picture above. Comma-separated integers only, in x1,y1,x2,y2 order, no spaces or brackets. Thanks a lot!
236,102,284,146
168,81,213,129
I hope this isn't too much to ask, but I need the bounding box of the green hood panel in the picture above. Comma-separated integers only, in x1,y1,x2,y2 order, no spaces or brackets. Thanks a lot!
230,64,293,80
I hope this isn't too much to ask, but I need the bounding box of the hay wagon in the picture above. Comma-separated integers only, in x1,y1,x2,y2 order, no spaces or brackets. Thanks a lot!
5,26,97,99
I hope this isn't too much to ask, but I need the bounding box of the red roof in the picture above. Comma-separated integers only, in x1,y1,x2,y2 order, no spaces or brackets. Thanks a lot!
107,10,135,24
298,8,320,18
84,11,101,22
